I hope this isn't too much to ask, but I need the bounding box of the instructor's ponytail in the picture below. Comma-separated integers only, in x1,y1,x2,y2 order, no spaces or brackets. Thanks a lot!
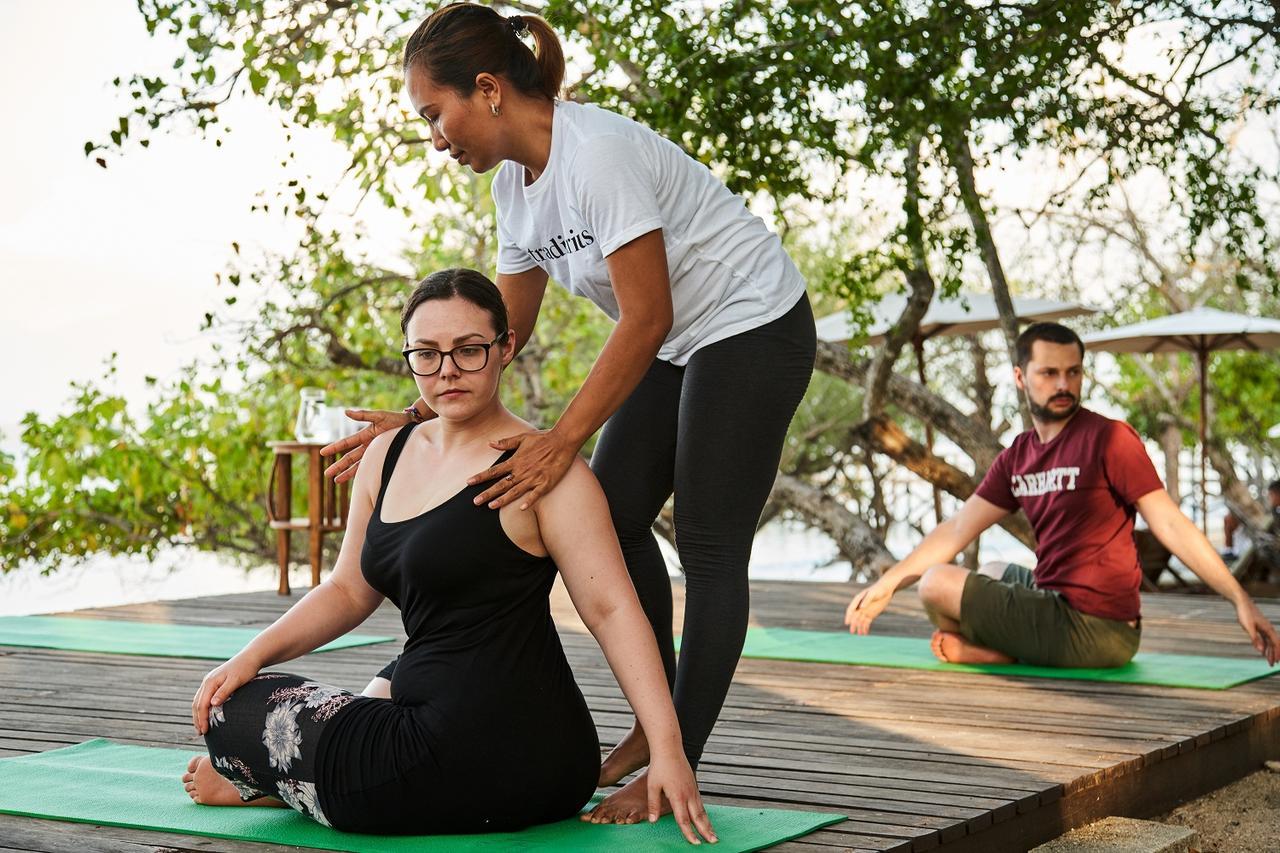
404,3,565,101
519,15,564,101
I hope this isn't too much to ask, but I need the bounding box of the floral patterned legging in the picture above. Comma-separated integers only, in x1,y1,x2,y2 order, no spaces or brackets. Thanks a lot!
203,672,359,826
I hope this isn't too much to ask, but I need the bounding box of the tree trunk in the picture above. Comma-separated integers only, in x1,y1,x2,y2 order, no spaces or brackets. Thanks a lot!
816,340,1005,470
654,503,679,571
865,135,934,417
968,334,995,433
1203,433,1268,530
850,414,1036,549
1158,418,1183,506
946,129,1031,430
771,472,896,575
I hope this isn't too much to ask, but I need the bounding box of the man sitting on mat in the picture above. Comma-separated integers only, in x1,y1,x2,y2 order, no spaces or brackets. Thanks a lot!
844,321,1279,668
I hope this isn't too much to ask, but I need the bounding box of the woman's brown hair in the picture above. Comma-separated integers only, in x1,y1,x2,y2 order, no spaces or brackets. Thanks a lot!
403,3,564,101
400,268,510,339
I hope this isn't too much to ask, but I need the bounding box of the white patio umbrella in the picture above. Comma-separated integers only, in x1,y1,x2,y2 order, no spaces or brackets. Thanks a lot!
816,293,1096,346
1082,307,1280,532
818,292,1096,520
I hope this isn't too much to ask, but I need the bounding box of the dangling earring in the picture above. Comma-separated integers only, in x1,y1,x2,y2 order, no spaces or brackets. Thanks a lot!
490,103,501,117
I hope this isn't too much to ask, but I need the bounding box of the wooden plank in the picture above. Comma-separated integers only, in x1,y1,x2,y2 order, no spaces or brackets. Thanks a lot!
1,583,1277,852
0,813,281,852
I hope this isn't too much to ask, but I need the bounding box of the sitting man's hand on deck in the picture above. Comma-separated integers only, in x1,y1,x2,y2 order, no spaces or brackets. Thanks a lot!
1235,599,1280,666
845,577,895,635
320,408,414,483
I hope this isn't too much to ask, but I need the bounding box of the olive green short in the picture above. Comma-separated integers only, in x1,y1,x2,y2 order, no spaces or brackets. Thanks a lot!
958,564,1141,668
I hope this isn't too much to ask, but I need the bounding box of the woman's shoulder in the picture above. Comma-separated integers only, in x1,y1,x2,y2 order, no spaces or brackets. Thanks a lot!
366,425,405,456
534,453,602,515
353,424,414,490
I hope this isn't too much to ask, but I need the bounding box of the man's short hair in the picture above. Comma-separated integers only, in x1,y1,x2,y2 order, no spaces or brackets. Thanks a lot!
1016,321,1085,368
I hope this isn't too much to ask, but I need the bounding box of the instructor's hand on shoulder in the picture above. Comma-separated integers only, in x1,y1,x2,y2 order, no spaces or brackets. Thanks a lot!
646,753,717,845
191,655,261,736
1235,599,1280,666
468,428,577,511
845,577,895,635
320,408,413,483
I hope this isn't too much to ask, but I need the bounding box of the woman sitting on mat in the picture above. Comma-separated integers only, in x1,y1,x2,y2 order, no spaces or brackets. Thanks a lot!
182,269,716,844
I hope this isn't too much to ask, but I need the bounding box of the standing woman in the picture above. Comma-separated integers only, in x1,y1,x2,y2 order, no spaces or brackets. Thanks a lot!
325,2,815,822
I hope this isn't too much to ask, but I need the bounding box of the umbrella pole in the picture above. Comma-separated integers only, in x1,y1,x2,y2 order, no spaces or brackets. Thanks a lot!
1198,348,1208,536
915,338,943,525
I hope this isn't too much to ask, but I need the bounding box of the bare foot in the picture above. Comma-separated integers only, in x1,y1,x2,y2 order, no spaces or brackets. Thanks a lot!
598,723,650,787
580,771,668,824
931,630,1015,665
182,755,284,808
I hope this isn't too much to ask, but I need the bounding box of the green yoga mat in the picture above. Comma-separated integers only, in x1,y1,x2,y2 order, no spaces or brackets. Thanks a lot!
703,627,1278,690
0,740,843,852
0,616,393,659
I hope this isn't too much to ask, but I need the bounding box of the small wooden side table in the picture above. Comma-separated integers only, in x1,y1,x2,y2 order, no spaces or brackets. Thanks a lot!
266,441,350,595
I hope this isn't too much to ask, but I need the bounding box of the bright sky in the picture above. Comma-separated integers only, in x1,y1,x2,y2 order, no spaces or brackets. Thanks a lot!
0,1,1061,453
0,1,352,452
2,0,1272,463
9,0,1277,585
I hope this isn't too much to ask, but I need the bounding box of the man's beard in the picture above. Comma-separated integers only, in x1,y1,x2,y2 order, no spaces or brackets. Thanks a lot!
1028,392,1080,422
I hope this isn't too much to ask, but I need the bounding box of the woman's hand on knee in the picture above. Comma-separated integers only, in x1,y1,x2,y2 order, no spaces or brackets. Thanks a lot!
647,753,716,845
191,656,260,735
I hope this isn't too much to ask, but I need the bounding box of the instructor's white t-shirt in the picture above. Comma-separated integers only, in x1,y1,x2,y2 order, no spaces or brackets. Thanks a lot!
492,101,806,366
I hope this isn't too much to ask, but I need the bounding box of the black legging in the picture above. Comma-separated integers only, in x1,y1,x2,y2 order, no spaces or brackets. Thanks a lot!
202,673,356,827
590,293,816,765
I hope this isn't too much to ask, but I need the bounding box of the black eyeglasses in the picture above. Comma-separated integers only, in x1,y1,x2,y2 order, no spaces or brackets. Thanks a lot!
402,336,503,377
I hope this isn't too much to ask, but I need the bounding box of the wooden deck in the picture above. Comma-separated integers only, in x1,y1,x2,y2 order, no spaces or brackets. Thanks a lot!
1,579,1278,852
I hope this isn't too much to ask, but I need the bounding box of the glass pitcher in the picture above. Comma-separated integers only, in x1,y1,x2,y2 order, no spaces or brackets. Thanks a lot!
294,388,327,442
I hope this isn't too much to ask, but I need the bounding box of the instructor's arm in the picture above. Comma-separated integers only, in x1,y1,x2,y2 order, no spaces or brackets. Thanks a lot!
497,266,550,357
844,495,1009,634
470,229,673,510
1137,488,1279,664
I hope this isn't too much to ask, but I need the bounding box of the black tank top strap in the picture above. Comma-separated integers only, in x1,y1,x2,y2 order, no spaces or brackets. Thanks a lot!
469,447,519,491
377,424,418,501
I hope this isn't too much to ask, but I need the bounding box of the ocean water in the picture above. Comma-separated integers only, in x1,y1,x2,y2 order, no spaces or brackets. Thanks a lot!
0,517,1038,616
0,550,309,616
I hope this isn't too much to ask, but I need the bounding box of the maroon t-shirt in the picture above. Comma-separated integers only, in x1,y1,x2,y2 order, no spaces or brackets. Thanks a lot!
975,408,1164,621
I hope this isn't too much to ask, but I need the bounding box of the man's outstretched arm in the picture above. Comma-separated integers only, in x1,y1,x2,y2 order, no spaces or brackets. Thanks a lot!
845,494,1010,634
1137,488,1279,664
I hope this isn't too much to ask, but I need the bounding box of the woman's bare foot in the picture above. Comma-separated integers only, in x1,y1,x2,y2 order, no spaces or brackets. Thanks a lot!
598,723,650,787
182,755,284,808
581,770,668,824
931,630,1015,665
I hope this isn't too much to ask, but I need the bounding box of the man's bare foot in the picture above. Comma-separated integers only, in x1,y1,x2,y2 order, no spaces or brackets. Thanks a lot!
598,723,650,787
931,630,1015,664
182,755,284,808
581,771,668,824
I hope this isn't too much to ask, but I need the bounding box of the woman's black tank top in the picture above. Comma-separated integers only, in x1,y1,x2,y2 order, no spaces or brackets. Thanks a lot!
315,423,598,834
359,423,589,717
